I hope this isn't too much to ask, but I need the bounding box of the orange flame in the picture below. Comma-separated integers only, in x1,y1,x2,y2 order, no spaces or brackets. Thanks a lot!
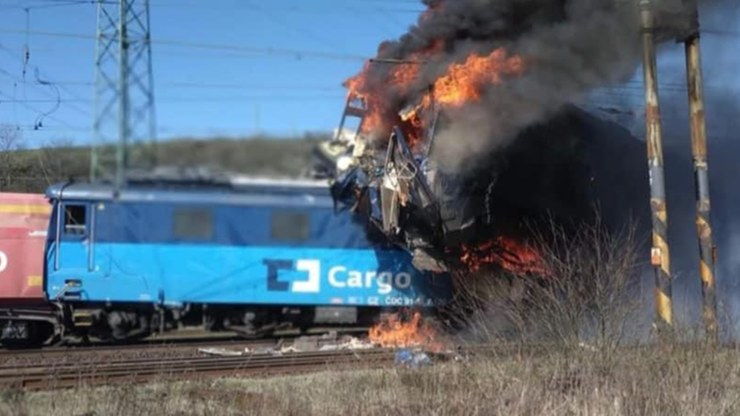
427,48,524,108
345,44,524,150
460,236,549,276
345,40,443,137
369,312,446,352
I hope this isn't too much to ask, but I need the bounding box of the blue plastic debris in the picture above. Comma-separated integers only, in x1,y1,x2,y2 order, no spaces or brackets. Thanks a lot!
394,348,432,369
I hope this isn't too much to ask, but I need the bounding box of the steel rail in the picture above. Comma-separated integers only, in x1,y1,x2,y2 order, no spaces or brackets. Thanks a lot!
0,349,398,391
0,328,369,356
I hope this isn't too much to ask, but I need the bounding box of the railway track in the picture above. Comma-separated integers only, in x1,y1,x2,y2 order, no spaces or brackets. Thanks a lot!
1,337,293,360
0,327,368,357
0,348,399,391
0,334,545,392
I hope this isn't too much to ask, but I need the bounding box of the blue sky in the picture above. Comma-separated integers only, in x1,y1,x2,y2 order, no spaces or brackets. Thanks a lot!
0,0,423,146
0,0,737,147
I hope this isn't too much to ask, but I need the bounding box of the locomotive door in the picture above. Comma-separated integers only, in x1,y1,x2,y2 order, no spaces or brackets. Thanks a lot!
55,203,90,272
54,202,106,277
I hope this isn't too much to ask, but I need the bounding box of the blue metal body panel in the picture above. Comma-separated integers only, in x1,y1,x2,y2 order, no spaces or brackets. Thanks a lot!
47,244,449,307
44,181,451,308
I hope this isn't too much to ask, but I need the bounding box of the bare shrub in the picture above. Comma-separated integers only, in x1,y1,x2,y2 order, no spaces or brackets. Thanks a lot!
456,213,646,350
0,124,23,190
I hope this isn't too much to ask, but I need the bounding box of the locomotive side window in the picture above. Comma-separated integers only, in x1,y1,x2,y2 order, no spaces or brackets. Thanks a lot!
63,205,87,235
173,208,213,240
271,212,309,242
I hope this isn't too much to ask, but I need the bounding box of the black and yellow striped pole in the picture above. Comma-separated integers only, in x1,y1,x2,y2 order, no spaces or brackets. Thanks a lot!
683,1,719,342
640,0,673,332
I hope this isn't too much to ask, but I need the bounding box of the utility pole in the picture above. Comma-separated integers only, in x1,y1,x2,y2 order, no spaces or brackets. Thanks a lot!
91,0,156,188
682,0,719,342
640,0,673,332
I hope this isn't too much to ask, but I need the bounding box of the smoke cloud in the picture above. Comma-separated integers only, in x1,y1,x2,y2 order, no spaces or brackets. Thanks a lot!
354,0,715,172
430,0,644,171
348,1,708,232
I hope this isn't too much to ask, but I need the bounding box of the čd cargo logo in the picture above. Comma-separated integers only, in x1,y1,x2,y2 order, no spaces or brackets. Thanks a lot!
263,259,412,294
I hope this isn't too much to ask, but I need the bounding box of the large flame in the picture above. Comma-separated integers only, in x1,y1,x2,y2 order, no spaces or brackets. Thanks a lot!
345,37,524,149
460,236,549,276
368,312,446,352
344,40,443,139
426,48,524,108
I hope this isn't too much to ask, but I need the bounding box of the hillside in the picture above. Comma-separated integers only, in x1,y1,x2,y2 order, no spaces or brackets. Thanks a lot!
0,134,328,193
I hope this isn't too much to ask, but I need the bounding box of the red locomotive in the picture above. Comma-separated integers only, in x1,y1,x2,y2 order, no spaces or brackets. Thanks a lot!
0,193,56,347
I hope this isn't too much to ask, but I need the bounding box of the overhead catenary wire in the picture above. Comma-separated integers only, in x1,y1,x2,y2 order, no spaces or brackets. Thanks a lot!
242,0,349,54
1,0,424,14
0,43,92,116
145,1,424,15
1,94,345,103
0,27,368,62
0,78,346,92
0,90,79,130
0,0,116,11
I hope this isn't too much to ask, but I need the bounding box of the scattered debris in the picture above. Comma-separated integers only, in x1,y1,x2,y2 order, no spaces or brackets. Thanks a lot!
197,335,456,358
318,337,375,351
578,342,598,352
394,348,432,369
197,347,245,357
278,346,300,354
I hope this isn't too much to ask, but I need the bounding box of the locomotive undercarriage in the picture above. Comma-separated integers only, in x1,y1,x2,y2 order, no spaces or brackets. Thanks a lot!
54,303,384,343
0,307,59,348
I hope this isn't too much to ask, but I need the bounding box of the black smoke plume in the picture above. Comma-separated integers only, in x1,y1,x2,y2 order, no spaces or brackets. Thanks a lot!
353,0,705,172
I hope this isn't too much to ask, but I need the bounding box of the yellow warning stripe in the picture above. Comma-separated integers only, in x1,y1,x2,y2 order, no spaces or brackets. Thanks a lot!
0,204,51,215
656,290,673,325
700,261,714,286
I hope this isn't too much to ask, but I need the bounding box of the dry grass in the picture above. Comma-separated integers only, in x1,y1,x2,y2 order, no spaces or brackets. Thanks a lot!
2,345,740,416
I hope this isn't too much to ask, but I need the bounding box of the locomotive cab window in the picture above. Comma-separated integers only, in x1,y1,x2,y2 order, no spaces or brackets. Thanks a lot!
63,205,87,235
173,208,213,240
271,212,310,242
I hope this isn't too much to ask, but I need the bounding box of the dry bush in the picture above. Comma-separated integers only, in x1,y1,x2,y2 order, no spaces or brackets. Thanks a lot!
0,125,24,191
455,213,646,350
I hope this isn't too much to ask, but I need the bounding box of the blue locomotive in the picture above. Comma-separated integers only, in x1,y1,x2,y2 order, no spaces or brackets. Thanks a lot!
43,177,451,341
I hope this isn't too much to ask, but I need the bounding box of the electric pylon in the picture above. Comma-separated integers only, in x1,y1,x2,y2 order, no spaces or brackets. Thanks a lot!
91,0,156,187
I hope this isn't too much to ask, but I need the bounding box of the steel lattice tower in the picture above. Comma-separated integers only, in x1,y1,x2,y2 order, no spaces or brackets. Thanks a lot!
91,0,156,186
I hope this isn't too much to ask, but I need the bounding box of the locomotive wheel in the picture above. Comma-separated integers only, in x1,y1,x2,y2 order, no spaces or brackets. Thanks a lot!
204,314,225,331
106,311,152,342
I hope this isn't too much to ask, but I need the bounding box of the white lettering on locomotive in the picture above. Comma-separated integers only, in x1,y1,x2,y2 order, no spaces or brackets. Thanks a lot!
0,250,7,273
328,266,412,295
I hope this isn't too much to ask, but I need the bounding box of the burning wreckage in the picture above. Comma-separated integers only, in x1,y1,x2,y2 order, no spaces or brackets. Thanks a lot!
319,98,528,274
313,50,552,276
314,92,646,278
312,0,657,277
